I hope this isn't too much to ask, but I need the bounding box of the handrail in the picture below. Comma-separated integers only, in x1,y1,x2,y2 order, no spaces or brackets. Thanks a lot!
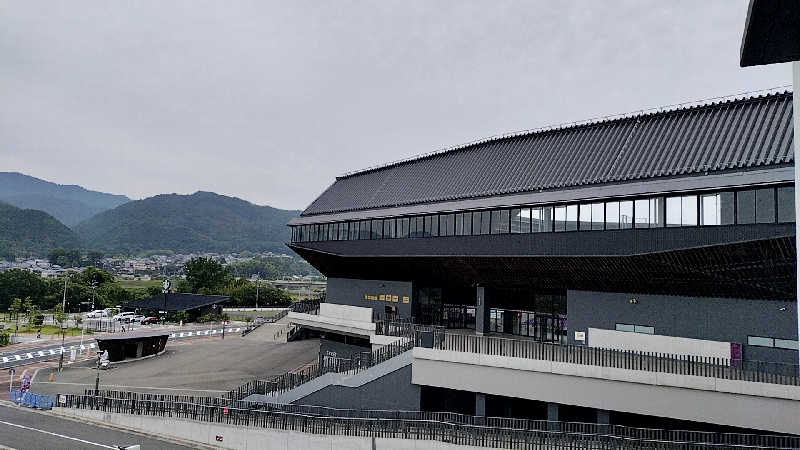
434,333,800,386
59,392,799,449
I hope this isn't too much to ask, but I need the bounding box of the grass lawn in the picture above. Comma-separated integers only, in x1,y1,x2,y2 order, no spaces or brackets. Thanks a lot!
115,279,162,290
14,324,92,336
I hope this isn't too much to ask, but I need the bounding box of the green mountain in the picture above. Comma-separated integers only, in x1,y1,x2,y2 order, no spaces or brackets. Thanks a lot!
0,172,130,226
0,201,82,259
74,192,300,254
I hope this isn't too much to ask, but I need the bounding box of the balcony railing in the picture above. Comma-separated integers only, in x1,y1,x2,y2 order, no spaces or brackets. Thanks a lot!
435,333,800,386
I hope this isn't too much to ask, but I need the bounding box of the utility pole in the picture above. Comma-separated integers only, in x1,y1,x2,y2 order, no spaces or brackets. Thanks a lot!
58,327,65,372
90,280,98,311
62,277,68,312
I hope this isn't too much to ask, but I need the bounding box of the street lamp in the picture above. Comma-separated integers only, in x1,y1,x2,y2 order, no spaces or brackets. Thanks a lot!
89,280,98,311
254,274,260,309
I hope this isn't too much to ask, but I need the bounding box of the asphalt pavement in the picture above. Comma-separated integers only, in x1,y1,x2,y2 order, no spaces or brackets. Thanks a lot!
0,402,198,449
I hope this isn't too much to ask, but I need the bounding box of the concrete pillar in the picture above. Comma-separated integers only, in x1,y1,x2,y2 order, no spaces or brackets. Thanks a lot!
475,286,490,335
547,402,559,421
475,392,486,417
597,409,610,425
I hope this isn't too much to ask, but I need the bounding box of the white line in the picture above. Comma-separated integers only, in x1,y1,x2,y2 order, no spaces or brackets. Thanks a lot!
0,419,118,448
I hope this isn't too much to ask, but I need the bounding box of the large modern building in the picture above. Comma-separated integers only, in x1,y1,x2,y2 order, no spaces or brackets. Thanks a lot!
285,91,800,434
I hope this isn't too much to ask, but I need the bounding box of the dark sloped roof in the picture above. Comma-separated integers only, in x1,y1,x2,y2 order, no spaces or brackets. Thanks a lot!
124,293,228,312
301,91,794,217
95,330,171,342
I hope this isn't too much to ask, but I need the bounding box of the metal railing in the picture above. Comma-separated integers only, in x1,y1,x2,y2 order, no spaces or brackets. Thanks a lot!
9,389,57,409
227,331,421,401
436,333,800,386
58,392,799,449
289,297,322,315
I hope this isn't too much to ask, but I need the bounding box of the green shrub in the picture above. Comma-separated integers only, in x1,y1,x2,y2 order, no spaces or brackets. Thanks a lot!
0,332,10,347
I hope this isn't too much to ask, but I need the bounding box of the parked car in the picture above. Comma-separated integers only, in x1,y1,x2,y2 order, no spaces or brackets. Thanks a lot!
141,317,159,325
131,315,146,323
86,310,108,319
112,312,136,322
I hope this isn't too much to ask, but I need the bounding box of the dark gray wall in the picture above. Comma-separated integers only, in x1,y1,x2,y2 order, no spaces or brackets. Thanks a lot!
567,290,798,365
293,364,420,411
319,336,371,360
327,277,413,320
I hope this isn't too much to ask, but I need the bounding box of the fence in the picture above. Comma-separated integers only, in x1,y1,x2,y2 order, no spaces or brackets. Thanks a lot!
436,333,800,386
58,392,799,449
9,389,57,410
227,332,422,401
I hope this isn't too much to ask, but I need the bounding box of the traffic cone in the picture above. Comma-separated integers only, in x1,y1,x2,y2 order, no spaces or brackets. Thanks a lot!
48,373,54,382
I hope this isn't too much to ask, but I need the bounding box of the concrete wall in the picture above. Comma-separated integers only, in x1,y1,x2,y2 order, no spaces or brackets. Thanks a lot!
54,408,482,450
588,328,731,359
319,303,373,323
319,336,371,360
412,348,800,435
568,290,798,364
327,277,413,319
296,364,420,411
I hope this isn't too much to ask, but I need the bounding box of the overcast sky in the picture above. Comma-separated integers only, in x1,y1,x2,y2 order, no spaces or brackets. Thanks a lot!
0,0,792,211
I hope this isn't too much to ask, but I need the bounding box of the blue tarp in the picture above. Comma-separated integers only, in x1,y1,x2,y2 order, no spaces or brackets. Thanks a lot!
8,389,57,410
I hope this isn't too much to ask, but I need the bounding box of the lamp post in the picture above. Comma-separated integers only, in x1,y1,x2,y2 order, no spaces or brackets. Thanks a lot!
254,274,260,309
89,280,98,311
58,325,66,372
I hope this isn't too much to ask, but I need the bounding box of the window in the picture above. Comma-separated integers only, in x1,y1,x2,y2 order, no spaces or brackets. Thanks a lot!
371,219,383,239
619,200,633,229
383,219,394,239
579,204,592,230
462,212,473,236
616,323,653,334
605,201,620,230
666,196,681,227
430,215,439,237
416,216,424,237
409,216,418,238
747,336,773,347
359,220,370,240
510,208,521,233
634,199,649,228
441,214,452,236
649,197,664,227
737,190,756,224
681,195,697,226
591,202,604,230
777,187,795,223
329,223,338,240
423,215,432,237
755,188,775,223
398,218,409,238
748,336,799,349
541,206,553,232
454,213,463,236
775,339,799,350
339,222,349,240
554,206,566,232
480,211,491,234
471,212,482,236
349,221,359,240
492,209,509,234
565,204,578,231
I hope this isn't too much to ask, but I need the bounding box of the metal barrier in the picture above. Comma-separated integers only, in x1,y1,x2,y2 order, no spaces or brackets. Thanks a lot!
436,333,800,386
58,392,799,449
9,389,57,410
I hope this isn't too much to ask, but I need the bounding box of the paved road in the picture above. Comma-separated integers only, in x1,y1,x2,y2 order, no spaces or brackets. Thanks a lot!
0,403,197,449
0,326,243,370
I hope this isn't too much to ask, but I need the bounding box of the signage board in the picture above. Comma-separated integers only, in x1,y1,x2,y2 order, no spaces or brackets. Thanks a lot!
574,331,586,342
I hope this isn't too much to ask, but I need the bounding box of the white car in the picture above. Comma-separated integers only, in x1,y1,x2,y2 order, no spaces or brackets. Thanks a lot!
112,312,136,322
131,315,146,323
86,310,108,319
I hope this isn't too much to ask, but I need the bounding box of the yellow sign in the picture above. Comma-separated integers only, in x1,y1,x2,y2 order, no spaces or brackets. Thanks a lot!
402,296,409,304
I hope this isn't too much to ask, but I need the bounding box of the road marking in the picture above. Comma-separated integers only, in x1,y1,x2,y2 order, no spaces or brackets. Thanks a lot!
37,351,44,357
0,419,118,448
26,353,33,359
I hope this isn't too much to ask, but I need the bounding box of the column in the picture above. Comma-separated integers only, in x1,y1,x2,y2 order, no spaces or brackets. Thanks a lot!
475,285,490,335
794,61,800,371
546,403,559,431
475,393,486,417
597,409,610,425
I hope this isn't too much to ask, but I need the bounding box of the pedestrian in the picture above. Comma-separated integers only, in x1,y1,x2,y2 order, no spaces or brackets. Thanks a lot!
36,329,41,339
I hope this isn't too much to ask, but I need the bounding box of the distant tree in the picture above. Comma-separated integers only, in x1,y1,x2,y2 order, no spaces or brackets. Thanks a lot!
183,258,230,293
75,266,114,286
53,305,67,327
0,269,48,311
86,250,105,266
8,297,22,317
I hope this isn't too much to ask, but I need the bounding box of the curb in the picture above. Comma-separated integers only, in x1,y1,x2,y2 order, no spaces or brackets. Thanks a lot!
0,399,216,449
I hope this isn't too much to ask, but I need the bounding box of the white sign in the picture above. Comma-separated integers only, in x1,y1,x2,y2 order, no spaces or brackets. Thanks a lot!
574,331,586,342
58,394,66,405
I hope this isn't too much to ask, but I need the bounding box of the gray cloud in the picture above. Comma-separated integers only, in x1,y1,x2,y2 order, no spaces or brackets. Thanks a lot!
0,0,791,210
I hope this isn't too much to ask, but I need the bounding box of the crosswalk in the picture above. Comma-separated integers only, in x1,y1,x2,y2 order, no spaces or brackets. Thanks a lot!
0,327,243,369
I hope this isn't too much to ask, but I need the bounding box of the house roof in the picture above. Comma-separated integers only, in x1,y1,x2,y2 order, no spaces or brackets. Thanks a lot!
124,293,228,312
300,91,794,218
95,330,171,342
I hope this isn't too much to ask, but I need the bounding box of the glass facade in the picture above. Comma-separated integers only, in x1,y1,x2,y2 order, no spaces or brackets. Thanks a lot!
291,184,794,243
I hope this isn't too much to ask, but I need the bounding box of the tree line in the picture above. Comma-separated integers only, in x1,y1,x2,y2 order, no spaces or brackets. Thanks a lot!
0,257,295,314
